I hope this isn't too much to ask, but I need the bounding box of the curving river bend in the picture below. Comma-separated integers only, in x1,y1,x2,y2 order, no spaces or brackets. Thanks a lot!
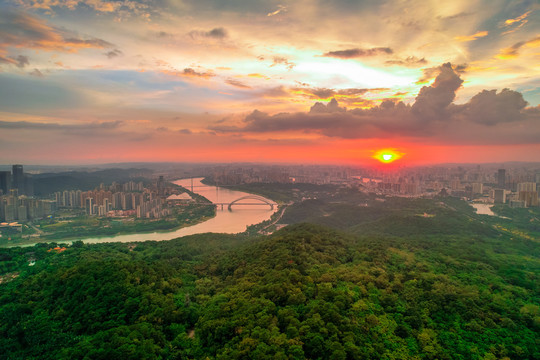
75,177,276,244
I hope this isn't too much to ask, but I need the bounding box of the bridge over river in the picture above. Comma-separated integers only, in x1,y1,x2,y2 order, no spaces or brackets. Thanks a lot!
215,195,276,210
188,195,277,211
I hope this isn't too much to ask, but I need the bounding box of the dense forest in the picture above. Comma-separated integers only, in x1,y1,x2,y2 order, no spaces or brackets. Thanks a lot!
0,186,539,359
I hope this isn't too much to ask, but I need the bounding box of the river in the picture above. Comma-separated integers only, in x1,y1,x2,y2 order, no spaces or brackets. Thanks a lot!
10,178,277,247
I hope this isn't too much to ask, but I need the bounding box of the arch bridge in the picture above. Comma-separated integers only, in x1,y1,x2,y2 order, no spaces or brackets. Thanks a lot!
227,195,275,211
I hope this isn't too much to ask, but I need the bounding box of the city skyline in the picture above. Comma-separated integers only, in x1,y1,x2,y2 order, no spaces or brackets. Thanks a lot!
0,0,539,165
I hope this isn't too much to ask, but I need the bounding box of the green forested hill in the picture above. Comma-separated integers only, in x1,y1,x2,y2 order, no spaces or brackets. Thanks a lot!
1,218,539,359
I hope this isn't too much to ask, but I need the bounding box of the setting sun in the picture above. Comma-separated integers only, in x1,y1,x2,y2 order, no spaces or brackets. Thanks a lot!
373,149,404,163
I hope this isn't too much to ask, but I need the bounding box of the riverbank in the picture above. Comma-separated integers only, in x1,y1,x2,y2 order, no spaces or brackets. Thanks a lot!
1,178,277,248
0,180,218,248
0,206,216,248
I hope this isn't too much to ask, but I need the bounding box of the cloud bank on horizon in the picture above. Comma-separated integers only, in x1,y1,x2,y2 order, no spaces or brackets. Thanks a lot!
0,0,539,164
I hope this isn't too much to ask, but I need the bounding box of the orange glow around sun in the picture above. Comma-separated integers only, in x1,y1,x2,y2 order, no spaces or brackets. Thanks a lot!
373,148,405,163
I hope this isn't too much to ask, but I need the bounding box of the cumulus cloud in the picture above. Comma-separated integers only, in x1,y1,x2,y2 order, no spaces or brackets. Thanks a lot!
416,63,467,84
309,98,346,113
456,89,527,125
411,63,463,121
208,63,540,145
322,47,393,59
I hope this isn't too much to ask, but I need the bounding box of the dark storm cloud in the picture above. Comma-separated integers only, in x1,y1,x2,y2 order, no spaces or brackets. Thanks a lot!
411,63,463,121
310,98,346,113
455,89,528,125
416,66,442,84
209,63,540,145
322,47,393,59
415,63,467,84
523,105,540,117
209,99,417,139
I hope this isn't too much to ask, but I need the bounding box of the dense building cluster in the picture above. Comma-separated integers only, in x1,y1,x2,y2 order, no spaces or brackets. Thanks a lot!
55,180,171,219
207,164,540,207
0,189,56,223
0,164,33,197
209,165,353,185
0,165,52,223
1,164,176,223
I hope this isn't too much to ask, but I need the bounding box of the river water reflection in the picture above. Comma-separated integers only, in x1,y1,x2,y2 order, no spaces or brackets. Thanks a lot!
76,178,276,244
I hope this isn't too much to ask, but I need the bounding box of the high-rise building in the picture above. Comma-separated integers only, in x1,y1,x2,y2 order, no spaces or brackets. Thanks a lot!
497,169,506,189
24,175,33,197
85,197,94,215
157,176,165,196
12,164,24,195
0,171,10,195
472,183,483,195
494,189,506,204
518,190,539,207
517,182,536,193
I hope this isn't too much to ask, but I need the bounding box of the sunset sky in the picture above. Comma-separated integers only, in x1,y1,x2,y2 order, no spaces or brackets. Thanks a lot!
0,0,539,165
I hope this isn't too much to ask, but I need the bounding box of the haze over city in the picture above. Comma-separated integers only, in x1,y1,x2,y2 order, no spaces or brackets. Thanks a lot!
0,0,539,165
